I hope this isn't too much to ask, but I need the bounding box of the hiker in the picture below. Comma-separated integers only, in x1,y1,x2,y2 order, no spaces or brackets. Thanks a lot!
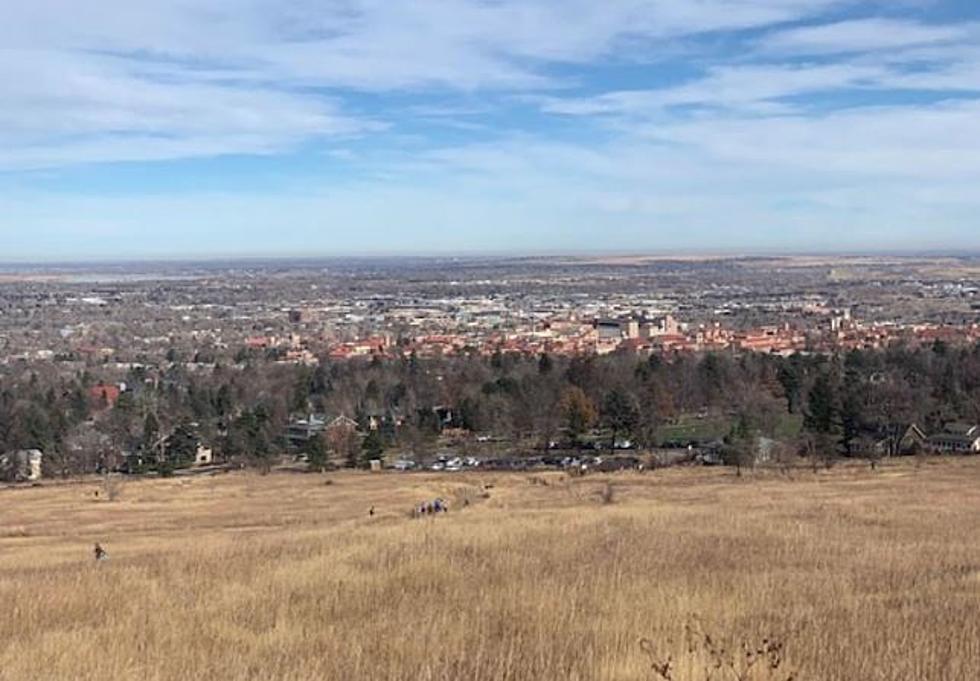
93,543,108,561
369,506,375,517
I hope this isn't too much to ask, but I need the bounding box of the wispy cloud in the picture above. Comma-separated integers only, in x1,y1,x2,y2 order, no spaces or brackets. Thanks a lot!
760,18,978,55
0,0,848,169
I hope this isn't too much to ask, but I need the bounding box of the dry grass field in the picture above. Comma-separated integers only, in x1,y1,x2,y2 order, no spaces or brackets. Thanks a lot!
2,460,979,681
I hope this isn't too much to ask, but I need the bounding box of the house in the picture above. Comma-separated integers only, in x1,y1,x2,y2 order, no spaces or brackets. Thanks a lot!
89,383,121,409
927,423,980,453
0,449,43,482
286,414,359,448
876,424,927,456
326,415,359,433
286,415,327,448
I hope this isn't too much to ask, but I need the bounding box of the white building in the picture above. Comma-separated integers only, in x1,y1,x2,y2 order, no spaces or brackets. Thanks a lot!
1,450,43,482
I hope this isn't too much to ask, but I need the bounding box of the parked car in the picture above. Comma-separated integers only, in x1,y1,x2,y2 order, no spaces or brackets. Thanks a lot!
696,451,724,466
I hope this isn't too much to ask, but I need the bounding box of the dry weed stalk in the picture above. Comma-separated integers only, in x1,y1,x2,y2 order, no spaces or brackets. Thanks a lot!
641,617,800,681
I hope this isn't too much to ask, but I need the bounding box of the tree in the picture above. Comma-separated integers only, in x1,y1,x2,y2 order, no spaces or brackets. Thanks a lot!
803,373,840,433
698,353,727,405
142,411,161,454
224,406,276,471
804,372,841,465
855,434,881,471
361,429,384,467
839,386,863,456
777,361,802,414
723,413,756,477
490,349,505,370
69,386,90,424
326,422,360,468
306,433,329,472
559,386,597,444
164,423,198,470
601,388,640,450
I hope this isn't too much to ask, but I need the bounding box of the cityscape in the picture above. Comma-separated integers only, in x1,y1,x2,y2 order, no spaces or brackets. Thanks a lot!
4,255,979,371
3,1,979,679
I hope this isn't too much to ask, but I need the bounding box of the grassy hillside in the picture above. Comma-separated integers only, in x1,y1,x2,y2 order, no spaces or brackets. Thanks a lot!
1,461,978,680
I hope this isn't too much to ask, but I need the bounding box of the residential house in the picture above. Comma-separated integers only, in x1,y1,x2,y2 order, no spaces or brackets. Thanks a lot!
876,424,927,456
286,414,327,448
928,423,980,453
89,382,121,409
286,414,360,448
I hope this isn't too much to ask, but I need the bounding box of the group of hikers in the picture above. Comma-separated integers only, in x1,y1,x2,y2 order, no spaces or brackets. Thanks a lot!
415,498,448,516
89,497,453,562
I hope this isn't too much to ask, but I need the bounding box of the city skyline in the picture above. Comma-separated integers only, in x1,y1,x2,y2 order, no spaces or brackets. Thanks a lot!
2,1,979,259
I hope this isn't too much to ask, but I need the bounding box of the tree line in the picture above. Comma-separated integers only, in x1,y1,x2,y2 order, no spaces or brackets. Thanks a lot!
2,339,980,478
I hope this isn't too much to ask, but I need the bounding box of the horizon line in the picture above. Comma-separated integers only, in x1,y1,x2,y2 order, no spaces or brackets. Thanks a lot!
2,248,980,269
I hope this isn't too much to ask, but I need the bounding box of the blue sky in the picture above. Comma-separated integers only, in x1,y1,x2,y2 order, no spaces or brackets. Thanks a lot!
1,0,979,260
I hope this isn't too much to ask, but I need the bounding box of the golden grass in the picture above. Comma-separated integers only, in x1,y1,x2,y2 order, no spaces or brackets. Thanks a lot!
2,461,979,680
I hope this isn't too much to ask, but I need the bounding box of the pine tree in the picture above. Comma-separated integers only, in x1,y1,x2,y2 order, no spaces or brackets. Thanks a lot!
306,434,329,472
361,430,384,467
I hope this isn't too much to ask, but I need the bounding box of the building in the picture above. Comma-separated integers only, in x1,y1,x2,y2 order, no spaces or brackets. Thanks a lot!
89,383,122,409
194,445,214,466
927,424,980,453
642,314,680,338
0,449,43,482
876,424,927,456
287,414,360,448
594,318,639,340
286,415,327,448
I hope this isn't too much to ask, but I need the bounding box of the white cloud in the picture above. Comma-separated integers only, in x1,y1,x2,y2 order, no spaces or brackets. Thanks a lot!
0,0,848,169
540,63,890,116
760,18,978,55
0,49,378,169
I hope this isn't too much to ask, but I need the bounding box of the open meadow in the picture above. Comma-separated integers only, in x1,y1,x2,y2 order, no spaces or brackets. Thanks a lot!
2,460,979,681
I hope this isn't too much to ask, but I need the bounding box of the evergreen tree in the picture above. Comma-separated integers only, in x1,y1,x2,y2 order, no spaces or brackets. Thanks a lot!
777,362,802,414
804,371,842,466
306,433,329,472
601,388,640,449
164,423,198,469
361,429,384,467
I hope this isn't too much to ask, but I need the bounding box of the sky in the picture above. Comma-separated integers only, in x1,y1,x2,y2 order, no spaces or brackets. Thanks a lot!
1,0,979,260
